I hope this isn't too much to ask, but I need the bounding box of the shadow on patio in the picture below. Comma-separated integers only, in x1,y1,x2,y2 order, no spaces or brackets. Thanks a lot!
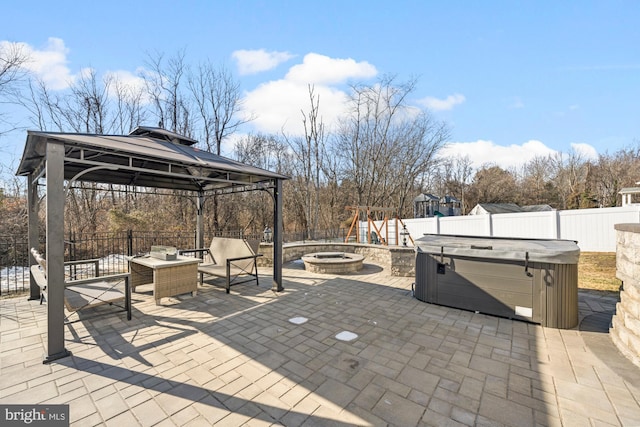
2,261,640,426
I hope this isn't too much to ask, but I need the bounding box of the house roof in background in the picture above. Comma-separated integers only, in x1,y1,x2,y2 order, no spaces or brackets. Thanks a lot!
469,203,554,215
414,193,440,202
471,203,522,214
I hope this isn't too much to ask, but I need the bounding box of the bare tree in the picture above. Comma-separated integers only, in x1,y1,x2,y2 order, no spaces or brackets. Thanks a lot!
318,144,348,230
110,76,149,134
334,75,448,215
466,165,519,209
0,41,29,136
143,49,192,134
283,85,325,239
188,61,250,231
549,150,590,209
188,62,250,155
234,133,291,233
0,42,28,91
519,155,555,206
20,68,152,235
235,133,289,172
21,78,50,131
67,69,112,133
437,154,473,213
23,70,114,134
586,143,640,207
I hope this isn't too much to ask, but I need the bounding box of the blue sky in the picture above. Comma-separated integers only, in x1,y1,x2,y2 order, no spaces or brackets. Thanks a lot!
2,0,639,175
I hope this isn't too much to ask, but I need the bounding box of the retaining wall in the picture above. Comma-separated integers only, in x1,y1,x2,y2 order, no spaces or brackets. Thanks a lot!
258,243,415,277
610,223,640,367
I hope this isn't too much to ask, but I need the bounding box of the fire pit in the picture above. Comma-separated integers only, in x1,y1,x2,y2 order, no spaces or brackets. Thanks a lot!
301,252,365,274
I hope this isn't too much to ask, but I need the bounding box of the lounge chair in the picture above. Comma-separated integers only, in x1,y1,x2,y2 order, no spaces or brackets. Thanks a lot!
179,237,262,293
30,248,131,322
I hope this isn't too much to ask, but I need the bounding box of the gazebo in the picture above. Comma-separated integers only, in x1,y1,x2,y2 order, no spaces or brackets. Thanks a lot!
619,187,640,207
16,126,289,363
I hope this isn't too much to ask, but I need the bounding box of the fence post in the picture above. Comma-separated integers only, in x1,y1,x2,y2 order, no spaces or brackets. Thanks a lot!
68,231,75,278
68,231,73,261
486,214,493,236
553,210,561,239
127,230,133,257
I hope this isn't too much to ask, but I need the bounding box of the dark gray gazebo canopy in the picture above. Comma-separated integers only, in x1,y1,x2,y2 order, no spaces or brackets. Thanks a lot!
17,126,286,191
16,126,288,363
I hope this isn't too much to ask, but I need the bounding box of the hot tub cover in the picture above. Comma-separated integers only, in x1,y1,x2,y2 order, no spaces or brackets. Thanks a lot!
415,234,580,264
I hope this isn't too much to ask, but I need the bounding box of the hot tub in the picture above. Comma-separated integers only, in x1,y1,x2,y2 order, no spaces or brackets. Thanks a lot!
414,234,580,328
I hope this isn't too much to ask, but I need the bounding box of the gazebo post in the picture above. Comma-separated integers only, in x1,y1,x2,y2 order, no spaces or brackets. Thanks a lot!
27,172,40,301
196,191,205,251
44,141,71,363
272,179,284,292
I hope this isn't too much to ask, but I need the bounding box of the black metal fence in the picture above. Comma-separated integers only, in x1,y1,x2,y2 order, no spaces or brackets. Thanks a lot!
0,228,347,296
0,234,32,296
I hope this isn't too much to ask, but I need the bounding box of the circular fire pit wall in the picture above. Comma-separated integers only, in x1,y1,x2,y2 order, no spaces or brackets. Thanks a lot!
301,252,365,274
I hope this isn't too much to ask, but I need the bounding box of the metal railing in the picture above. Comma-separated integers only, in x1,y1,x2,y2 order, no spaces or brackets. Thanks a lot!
0,228,347,296
0,235,31,296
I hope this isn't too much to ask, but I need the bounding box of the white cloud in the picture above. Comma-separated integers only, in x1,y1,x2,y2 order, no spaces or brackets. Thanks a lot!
418,93,465,111
242,53,377,135
2,38,153,99
285,53,377,85
243,79,350,135
4,37,75,90
570,142,598,160
106,69,145,88
105,69,148,98
438,139,558,170
232,49,295,75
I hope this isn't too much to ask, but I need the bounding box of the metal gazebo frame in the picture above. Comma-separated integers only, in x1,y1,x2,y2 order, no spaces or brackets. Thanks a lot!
16,127,289,363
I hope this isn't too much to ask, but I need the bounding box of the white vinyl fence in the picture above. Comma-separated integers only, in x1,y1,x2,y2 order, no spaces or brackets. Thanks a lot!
361,206,640,252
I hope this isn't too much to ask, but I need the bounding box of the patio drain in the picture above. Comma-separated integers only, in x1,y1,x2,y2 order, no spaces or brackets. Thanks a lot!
289,316,308,325
335,331,358,342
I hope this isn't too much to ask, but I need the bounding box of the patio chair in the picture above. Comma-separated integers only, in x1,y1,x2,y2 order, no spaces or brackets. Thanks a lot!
179,237,262,293
30,248,132,322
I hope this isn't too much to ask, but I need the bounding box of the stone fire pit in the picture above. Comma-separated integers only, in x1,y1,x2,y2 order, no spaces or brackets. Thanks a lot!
301,252,365,274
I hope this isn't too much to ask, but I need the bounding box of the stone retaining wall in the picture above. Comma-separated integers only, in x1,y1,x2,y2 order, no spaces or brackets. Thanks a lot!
611,223,640,367
257,242,415,277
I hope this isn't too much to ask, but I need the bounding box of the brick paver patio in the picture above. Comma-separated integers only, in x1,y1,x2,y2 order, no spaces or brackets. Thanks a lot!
1,260,639,426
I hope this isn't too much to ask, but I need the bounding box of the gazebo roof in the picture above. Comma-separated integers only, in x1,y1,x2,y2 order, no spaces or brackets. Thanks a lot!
16,128,288,192
619,187,640,195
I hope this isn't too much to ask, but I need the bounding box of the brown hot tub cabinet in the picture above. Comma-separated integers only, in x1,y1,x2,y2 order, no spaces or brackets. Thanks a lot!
414,234,580,329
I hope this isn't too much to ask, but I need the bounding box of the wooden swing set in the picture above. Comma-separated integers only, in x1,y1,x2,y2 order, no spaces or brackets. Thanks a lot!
344,206,414,246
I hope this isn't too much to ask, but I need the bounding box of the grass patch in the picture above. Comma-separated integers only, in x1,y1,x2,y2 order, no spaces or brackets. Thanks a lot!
579,252,621,293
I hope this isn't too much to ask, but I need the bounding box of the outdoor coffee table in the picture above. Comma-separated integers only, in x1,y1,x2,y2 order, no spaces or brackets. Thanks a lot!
129,255,199,305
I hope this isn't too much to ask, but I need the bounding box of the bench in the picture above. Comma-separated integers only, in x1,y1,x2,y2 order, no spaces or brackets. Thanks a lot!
30,248,132,322
179,237,262,293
